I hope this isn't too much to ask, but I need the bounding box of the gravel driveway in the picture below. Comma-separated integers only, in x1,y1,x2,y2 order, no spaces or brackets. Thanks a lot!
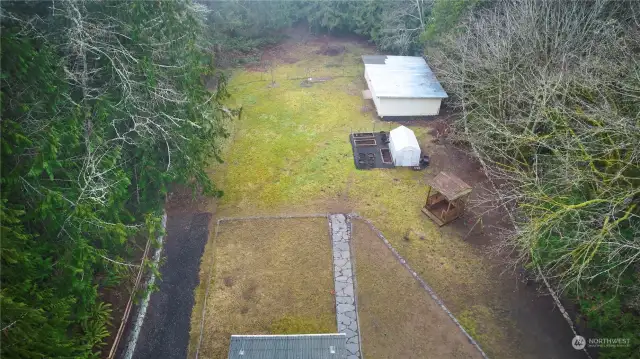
132,212,212,359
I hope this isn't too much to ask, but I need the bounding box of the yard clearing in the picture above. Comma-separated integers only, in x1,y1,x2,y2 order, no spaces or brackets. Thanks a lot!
196,218,335,359
190,31,581,359
351,220,482,359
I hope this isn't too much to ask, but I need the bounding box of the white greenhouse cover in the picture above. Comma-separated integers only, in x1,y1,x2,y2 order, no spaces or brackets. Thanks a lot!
389,126,421,166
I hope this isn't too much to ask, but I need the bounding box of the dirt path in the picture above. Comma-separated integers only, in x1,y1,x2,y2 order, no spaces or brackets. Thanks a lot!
132,210,212,359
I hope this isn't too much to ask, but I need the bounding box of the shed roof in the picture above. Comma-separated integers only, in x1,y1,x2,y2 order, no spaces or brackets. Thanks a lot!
428,172,472,201
228,334,347,359
390,125,420,151
362,55,448,99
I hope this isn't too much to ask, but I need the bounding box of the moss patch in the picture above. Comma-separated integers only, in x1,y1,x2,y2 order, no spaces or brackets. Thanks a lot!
458,305,506,353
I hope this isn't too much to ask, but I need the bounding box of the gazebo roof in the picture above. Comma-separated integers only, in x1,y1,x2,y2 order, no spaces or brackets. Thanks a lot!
428,172,472,201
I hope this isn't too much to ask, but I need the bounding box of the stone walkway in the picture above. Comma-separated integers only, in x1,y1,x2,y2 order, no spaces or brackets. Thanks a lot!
329,214,361,359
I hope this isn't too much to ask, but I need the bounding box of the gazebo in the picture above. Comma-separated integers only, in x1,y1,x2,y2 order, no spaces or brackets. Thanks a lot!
422,172,472,226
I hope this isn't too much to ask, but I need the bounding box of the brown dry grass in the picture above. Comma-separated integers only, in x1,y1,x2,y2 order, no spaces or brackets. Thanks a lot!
351,220,482,359
196,218,336,359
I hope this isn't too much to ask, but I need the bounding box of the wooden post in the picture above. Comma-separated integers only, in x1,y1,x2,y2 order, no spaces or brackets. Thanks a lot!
460,196,467,213
425,187,431,208
444,200,452,221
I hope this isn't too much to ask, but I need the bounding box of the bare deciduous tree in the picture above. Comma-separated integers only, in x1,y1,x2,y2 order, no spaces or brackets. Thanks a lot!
431,0,640,300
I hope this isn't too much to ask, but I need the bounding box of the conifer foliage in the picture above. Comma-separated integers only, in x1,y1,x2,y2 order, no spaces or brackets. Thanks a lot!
1,1,230,357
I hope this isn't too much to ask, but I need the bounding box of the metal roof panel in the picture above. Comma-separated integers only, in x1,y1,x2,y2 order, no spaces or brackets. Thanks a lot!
363,55,448,99
228,334,347,359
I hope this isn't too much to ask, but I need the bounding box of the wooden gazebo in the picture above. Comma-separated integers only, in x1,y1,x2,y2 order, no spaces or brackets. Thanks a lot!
422,172,472,226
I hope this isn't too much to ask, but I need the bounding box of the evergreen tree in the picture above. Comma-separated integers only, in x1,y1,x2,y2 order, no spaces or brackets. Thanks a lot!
1,1,231,357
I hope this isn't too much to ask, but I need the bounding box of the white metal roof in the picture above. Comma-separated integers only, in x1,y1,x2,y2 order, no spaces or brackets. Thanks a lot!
363,55,448,99
390,125,420,151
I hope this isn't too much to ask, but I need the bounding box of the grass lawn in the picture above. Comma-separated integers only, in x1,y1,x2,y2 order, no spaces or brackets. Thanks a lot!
196,218,335,359
191,39,530,359
351,220,482,359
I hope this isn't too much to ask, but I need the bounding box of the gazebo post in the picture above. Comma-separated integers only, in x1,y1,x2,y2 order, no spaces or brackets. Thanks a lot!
425,186,431,207
445,199,451,220
460,195,467,213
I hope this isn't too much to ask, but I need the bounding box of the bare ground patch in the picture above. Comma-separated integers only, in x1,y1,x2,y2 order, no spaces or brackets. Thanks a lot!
196,218,336,359
316,44,346,56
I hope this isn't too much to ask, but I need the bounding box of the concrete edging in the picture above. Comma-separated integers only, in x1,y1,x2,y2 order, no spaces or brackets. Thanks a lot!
122,212,168,359
345,214,364,359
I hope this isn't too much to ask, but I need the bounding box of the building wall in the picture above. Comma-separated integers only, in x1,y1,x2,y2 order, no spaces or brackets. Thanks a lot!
378,97,442,117
389,133,421,167
365,69,443,117
364,69,381,113
389,144,421,167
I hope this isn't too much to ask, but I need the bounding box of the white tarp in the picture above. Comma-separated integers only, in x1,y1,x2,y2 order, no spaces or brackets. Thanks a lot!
389,126,421,166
